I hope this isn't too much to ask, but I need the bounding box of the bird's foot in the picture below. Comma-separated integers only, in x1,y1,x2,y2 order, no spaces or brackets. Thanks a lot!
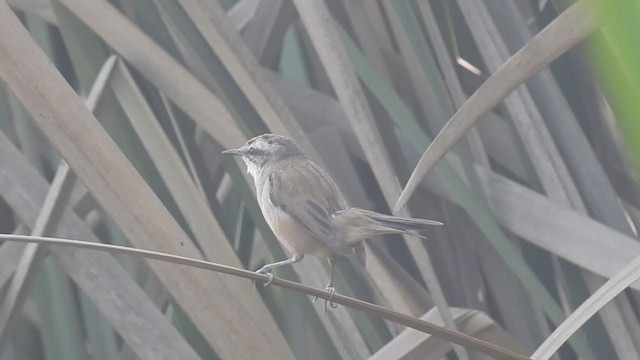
256,267,274,287
312,285,338,314
324,285,338,314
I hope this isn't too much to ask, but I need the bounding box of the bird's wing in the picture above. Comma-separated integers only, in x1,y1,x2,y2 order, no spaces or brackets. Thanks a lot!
267,160,351,255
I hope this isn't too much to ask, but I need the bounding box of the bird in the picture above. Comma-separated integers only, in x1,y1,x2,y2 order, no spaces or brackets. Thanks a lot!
223,133,443,311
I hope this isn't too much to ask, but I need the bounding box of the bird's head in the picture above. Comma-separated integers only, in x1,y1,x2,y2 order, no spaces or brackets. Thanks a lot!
222,133,304,177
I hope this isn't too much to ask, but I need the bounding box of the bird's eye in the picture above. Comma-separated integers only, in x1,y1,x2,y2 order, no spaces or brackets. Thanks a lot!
248,147,257,155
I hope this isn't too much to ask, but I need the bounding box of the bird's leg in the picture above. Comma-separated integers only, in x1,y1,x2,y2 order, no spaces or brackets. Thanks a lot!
256,254,303,287
325,256,338,312
313,255,339,313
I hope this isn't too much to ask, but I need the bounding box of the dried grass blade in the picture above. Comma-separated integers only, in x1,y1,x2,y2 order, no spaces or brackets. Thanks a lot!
110,59,285,341
0,234,531,360
0,53,114,350
57,0,245,149
0,3,292,358
0,132,200,360
0,162,75,349
394,1,600,212
531,254,640,359
371,308,527,360
291,1,468,358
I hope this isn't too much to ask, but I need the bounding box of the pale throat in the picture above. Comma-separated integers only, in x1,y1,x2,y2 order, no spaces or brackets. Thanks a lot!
243,158,263,180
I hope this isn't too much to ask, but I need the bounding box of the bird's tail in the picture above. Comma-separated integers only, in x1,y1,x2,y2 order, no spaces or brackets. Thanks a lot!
333,208,443,245
359,209,443,237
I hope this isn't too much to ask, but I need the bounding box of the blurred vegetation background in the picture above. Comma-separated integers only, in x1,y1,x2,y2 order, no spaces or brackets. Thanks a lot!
0,0,638,359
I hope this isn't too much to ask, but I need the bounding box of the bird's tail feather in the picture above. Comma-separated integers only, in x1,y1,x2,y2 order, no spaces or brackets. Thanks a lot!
333,208,443,245
355,209,443,238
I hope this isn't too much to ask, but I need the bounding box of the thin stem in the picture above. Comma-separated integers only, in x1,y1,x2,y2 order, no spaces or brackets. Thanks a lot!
0,234,528,360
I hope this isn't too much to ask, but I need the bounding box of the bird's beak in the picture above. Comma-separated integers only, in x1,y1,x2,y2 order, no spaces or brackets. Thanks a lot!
222,148,244,156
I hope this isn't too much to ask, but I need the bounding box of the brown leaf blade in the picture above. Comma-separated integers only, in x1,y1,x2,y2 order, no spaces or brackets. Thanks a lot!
0,3,293,359
0,233,531,360
394,1,600,213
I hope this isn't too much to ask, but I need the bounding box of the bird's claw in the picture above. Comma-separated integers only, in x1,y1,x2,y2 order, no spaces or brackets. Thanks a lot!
256,269,274,287
312,285,338,314
263,272,274,287
324,285,338,313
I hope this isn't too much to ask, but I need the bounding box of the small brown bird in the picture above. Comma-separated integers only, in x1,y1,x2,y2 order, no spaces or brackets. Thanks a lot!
223,134,442,309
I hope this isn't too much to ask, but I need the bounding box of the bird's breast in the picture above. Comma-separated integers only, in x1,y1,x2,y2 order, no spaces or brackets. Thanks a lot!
257,178,331,258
